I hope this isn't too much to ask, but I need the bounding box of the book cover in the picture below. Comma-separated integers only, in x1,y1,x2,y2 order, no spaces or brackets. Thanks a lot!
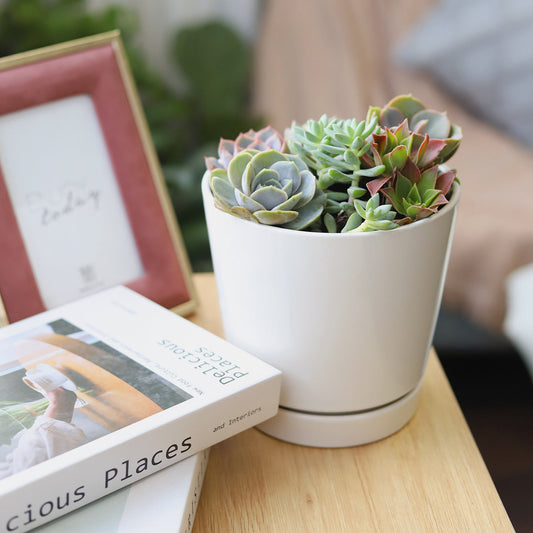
34,449,209,533
0,286,281,532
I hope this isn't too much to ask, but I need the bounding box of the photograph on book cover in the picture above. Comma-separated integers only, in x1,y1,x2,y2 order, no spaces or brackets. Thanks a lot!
0,317,192,481
0,31,196,327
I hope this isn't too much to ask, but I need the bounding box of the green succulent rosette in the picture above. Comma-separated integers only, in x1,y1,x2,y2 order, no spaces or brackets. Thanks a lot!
209,149,326,230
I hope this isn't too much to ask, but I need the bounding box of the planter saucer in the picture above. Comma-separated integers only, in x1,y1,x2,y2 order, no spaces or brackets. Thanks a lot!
257,378,423,448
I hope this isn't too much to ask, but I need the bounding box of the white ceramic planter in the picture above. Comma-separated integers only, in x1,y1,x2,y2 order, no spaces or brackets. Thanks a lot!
202,174,460,447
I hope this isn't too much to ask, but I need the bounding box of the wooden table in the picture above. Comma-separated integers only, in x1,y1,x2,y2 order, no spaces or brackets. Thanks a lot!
189,274,514,532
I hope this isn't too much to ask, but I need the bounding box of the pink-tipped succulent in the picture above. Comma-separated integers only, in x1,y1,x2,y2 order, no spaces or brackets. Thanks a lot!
369,94,462,164
354,95,461,224
205,126,286,171
381,163,456,222
364,118,450,196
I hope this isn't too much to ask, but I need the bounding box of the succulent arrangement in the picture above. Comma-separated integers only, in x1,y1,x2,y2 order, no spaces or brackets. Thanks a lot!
205,94,462,233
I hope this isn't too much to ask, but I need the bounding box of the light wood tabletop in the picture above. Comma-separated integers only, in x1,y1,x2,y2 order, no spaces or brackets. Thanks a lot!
189,273,514,533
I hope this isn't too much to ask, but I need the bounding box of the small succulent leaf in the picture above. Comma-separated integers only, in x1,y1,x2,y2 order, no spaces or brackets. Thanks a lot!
317,172,336,189
418,138,447,167
340,202,355,215
372,133,387,154
218,139,236,168
209,168,228,181
250,150,286,174
230,152,254,190
380,107,404,129
250,185,288,210
264,177,282,188
384,94,425,119
368,219,398,230
396,173,413,199
213,198,232,214
419,166,439,193
252,168,281,191
282,181,293,196
304,129,321,144
310,121,322,137
270,161,301,191
368,193,380,211
435,126,462,163
365,105,381,125
229,206,257,221
408,182,422,204
235,188,264,212
374,204,393,217
347,185,366,199
286,153,309,172
211,176,238,208
367,176,390,196
353,120,365,137
293,170,317,207
435,170,456,195
422,188,441,206
412,118,428,135
281,192,326,230
334,132,352,145
319,143,345,155
328,168,353,183
356,143,372,157
256,125,285,151
326,199,342,214
389,145,408,170
427,192,448,209
362,115,379,138
405,204,434,220
324,212,338,233
235,131,255,150
385,128,399,152
355,164,386,177
254,209,298,225
327,191,349,201
354,199,367,218
392,120,411,144
343,149,360,166
341,211,363,232
314,150,352,170
409,133,426,157
411,110,451,139
205,156,223,171
274,192,302,212
381,187,403,212
383,153,394,175
399,157,420,183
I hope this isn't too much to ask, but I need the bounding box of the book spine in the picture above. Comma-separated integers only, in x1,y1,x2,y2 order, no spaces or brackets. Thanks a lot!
0,377,279,533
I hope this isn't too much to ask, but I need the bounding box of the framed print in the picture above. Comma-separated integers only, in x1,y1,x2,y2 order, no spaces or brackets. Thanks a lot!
0,32,197,326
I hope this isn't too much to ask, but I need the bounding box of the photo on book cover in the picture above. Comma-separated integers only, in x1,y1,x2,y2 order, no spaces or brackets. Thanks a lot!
0,318,192,481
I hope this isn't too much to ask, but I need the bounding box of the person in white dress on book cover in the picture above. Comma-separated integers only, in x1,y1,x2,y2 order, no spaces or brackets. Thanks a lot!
0,365,86,479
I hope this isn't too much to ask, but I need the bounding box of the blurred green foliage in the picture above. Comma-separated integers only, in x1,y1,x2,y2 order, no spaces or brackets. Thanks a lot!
0,0,264,271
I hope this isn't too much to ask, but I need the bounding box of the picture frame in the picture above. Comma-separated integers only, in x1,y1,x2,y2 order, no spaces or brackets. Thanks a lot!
0,31,197,326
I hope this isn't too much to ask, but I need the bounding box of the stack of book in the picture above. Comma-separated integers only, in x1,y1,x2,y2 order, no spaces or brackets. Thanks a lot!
0,287,282,532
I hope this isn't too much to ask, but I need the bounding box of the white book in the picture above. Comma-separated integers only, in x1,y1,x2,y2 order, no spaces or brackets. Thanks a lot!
0,287,281,532
35,449,209,533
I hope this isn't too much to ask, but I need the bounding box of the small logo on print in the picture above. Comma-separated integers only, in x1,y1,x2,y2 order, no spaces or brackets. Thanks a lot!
79,265,97,284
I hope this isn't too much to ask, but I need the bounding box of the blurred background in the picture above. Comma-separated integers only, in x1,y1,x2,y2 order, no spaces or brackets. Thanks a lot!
0,0,531,529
